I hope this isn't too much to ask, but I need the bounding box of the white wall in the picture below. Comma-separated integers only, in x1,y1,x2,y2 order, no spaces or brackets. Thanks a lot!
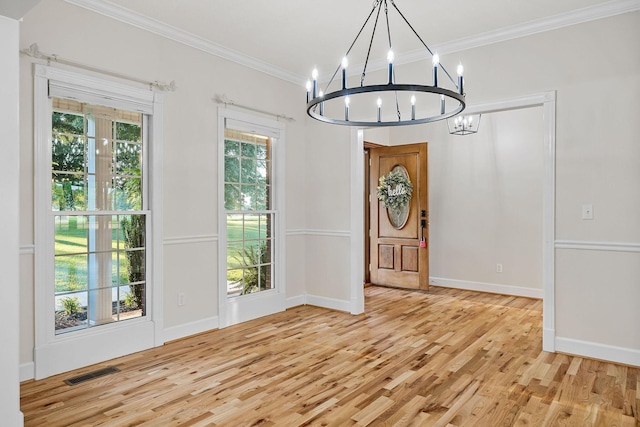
392,108,544,297
0,13,25,427
303,118,353,309
18,0,308,376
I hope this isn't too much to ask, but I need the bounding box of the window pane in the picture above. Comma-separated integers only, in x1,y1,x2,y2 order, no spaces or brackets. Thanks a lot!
243,214,260,241
256,160,267,184
241,184,257,210
255,143,267,159
242,240,264,266
262,239,272,264
258,214,270,240
55,291,88,333
123,249,146,284
52,134,86,211
53,112,84,135
51,179,86,211
227,242,244,269
55,254,88,292
118,215,145,286
123,283,145,314
241,142,255,158
260,264,272,291
114,283,144,320
224,156,240,183
112,251,123,286
241,158,257,183
224,184,241,210
116,122,141,141
227,214,243,242
115,142,142,174
55,216,88,255
224,140,239,156
87,288,117,326
52,135,85,174
227,269,243,295
254,186,268,211
114,290,144,320
114,176,142,210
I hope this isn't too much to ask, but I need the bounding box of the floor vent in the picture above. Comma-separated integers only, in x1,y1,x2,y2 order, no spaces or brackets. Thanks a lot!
64,366,120,386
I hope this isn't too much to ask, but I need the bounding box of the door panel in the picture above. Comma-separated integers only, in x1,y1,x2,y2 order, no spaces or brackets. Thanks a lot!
370,143,429,290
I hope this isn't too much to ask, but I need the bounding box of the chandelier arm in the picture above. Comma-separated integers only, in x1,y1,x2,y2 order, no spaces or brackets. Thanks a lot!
389,0,458,88
323,1,381,94
384,3,401,121
361,1,384,87
384,0,392,50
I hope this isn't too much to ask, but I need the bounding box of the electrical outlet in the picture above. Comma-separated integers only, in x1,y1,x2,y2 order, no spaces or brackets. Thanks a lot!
177,292,185,306
582,204,594,220
496,263,503,273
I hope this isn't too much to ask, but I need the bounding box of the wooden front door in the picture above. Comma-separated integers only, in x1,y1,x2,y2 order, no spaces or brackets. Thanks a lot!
370,143,429,290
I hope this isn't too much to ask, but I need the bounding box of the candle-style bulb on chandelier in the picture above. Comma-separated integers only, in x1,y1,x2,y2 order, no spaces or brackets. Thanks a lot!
305,0,467,127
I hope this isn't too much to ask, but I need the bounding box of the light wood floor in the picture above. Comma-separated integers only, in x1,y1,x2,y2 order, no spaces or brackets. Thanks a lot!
21,286,640,426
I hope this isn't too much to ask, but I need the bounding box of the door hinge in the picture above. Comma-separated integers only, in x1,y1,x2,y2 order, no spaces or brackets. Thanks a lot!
368,263,371,271
368,228,371,237
368,194,371,203
369,158,372,166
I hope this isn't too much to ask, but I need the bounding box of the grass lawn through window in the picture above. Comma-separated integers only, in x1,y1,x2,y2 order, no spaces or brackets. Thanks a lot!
55,217,130,294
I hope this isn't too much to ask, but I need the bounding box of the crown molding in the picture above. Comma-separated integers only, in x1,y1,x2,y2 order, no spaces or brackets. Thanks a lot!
398,0,640,64
65,0,640,85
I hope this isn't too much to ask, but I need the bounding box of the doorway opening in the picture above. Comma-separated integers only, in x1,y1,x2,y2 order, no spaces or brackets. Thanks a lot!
355,91,556,352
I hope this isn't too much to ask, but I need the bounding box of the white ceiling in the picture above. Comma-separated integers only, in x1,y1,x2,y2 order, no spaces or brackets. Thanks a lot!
0,0,42,19
64,0,639,84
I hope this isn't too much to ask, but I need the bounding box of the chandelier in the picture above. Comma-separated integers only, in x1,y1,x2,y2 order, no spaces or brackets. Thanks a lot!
448,114,481,135
305,0,466,127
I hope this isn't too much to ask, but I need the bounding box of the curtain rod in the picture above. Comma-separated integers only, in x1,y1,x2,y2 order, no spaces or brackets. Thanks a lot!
214,94,295,122
20,43,176,92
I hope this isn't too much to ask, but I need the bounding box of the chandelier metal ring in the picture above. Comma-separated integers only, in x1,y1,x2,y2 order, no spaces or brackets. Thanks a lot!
306,84,465,127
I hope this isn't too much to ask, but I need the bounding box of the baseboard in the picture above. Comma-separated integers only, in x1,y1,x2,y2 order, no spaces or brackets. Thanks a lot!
20,362,35,382
430,277,543,299
543,328,556,352
163,316,219,343
286,294,306,308
555,337,640,367
305,294,352,312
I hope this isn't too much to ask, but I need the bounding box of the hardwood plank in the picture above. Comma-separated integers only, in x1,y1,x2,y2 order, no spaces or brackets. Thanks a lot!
21,286,640,426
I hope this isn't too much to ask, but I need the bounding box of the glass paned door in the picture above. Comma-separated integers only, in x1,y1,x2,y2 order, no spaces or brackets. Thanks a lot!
51,98,147,334
224,129,274,297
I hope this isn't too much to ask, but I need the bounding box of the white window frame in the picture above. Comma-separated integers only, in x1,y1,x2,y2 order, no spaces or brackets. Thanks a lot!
218,108,286,328
33,64,164,379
